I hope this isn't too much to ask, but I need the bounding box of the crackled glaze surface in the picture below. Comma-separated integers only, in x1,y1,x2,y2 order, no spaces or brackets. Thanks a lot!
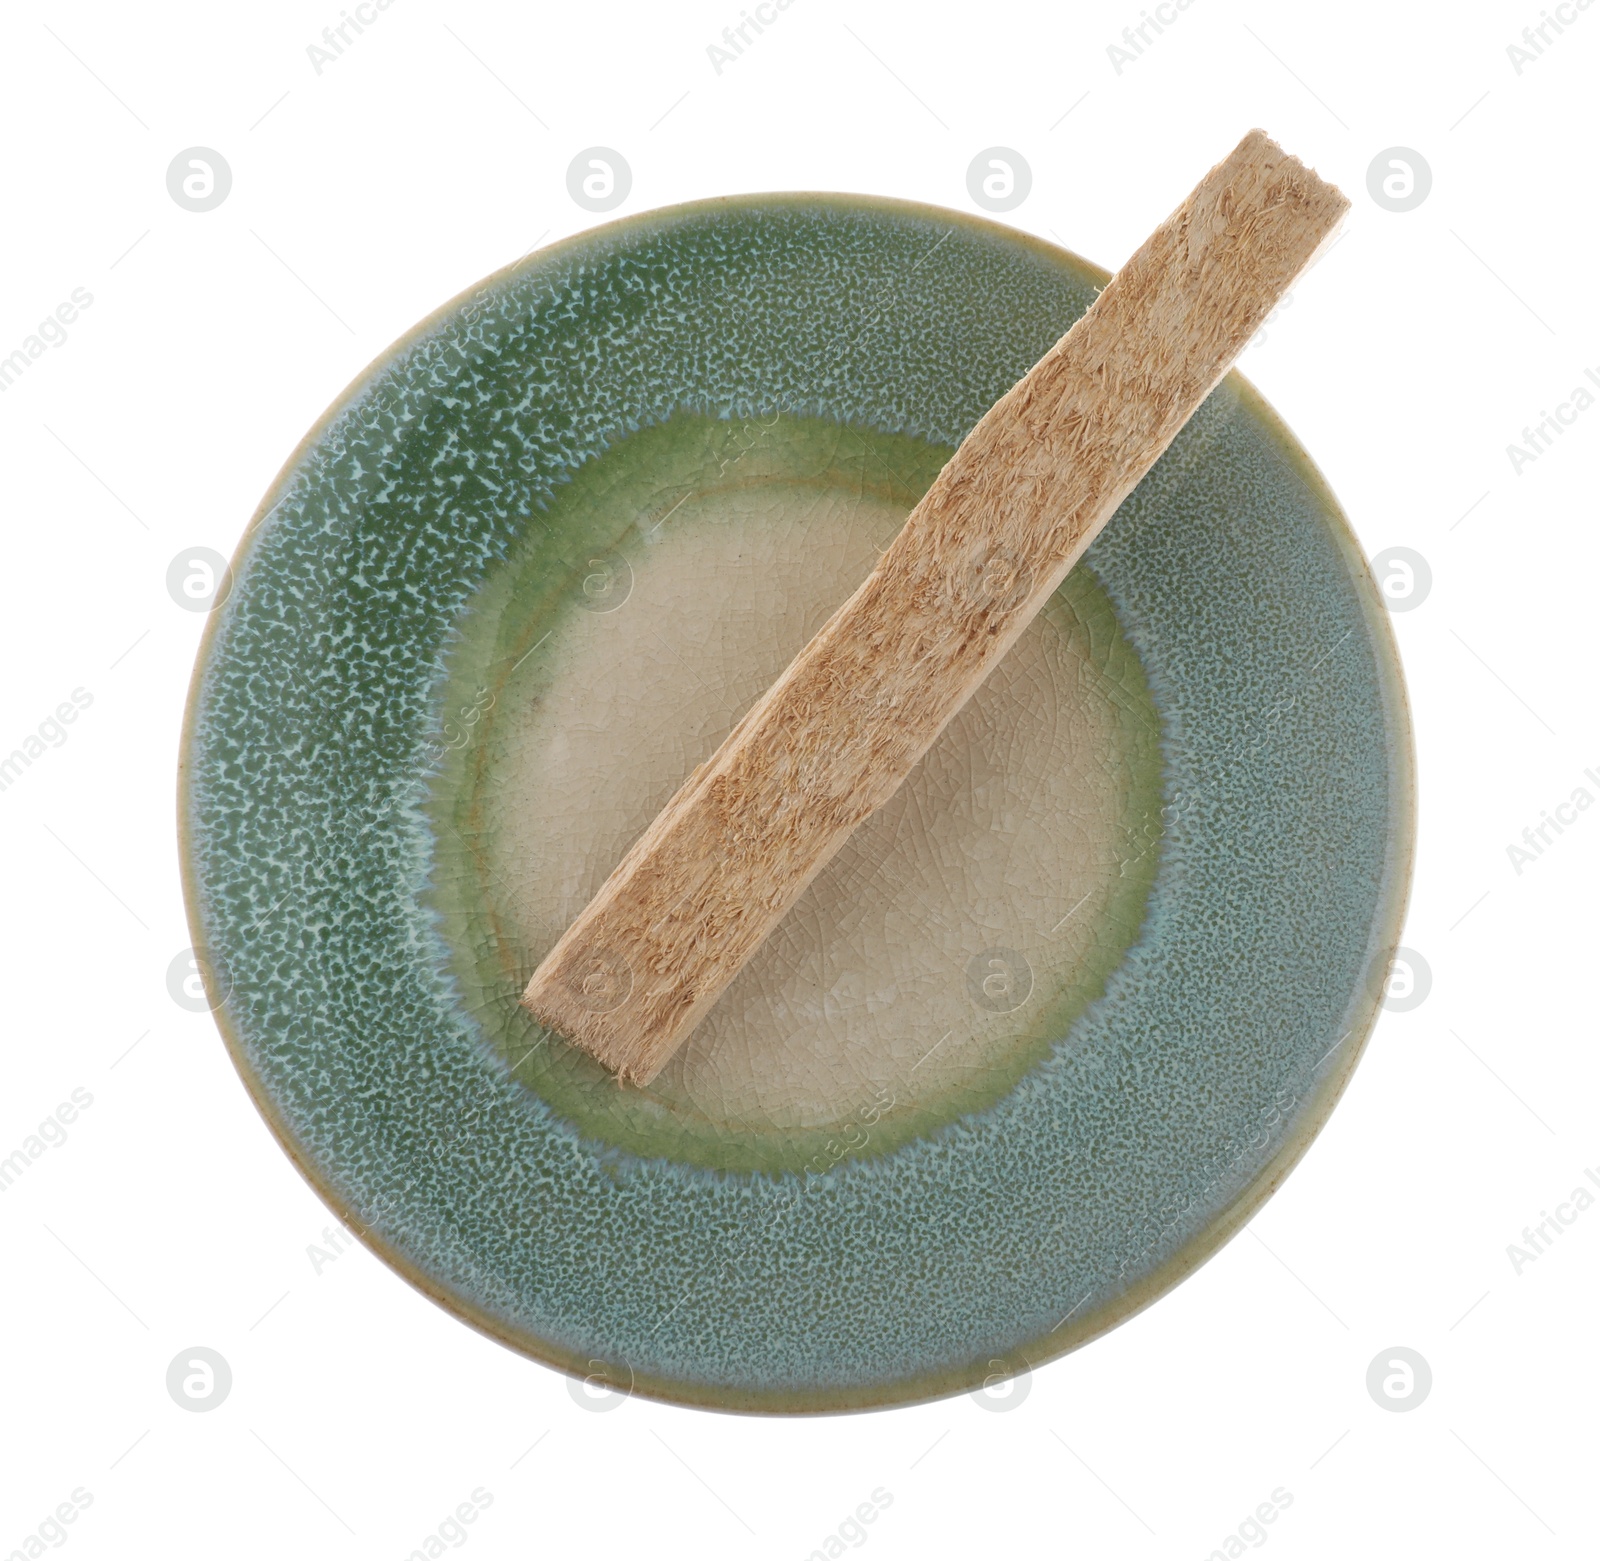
181,194,1412,1412
426,412,1164,1173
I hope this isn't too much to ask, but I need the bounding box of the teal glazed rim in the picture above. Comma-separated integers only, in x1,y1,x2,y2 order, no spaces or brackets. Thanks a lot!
179,192,1415,1414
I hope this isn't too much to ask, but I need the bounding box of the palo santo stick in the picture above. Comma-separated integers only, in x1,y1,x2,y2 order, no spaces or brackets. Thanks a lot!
523,129,1348,1084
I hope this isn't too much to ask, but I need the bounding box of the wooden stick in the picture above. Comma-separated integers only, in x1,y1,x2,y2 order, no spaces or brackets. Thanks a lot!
522,129,1348,1084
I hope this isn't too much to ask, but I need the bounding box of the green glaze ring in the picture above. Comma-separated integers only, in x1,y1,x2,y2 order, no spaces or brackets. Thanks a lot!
180,193,1413,1413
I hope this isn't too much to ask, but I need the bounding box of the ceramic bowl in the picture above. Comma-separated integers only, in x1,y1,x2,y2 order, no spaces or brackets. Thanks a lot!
180,193,1413,1413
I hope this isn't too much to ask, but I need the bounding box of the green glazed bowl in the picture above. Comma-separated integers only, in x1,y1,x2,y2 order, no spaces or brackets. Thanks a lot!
180,193,1413,1413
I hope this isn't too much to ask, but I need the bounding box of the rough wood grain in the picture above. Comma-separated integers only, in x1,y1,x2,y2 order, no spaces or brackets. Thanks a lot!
522,129,1349,1083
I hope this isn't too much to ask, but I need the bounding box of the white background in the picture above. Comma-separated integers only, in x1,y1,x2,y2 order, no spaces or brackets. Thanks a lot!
1,0,1596,1556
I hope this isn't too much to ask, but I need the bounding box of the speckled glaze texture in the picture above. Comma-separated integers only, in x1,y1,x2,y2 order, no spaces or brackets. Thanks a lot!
181,194,1413,1413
